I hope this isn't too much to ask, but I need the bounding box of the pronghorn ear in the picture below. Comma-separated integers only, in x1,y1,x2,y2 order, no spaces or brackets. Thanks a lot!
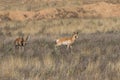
73,32,78,34
76,32,78,34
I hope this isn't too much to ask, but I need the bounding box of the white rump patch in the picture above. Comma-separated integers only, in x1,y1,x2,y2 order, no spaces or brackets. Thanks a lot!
56,39,59,43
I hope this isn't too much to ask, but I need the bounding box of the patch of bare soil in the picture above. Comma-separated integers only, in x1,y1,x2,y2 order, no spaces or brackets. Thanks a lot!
0,2,120,21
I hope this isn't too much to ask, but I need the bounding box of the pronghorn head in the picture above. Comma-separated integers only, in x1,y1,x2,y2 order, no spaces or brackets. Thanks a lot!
72,32,78,40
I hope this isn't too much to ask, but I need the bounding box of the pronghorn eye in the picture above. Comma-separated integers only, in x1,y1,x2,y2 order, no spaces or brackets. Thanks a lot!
75,35,78,38
75,36,77,38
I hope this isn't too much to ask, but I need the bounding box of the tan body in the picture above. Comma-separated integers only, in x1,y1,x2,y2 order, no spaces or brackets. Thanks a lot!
55,32,78,49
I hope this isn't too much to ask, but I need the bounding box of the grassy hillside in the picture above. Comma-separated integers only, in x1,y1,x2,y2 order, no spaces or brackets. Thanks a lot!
0,0,120,80
0,0,119,10
0,18,120,37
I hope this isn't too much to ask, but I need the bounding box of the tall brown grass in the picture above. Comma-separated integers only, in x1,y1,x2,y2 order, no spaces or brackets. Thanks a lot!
0,33,120,80
0,0,120,80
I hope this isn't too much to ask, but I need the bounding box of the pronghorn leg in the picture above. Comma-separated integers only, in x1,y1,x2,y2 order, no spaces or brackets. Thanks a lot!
67,45,70,49
22,46,25,52
54,44,61,54
21,46,25,52
14,45,19,53
21,46,23,52
55,43,59,49
14,45,17,53
15,45,18,49
18,46,21,53
70,45,72,49
18,46,22,53
55,44,58,50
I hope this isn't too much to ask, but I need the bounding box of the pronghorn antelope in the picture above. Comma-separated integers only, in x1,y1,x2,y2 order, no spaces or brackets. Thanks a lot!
55,32,78,49
14,35,30,49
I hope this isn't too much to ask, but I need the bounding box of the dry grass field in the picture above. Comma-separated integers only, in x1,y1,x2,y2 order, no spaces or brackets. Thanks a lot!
0,0,120,80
